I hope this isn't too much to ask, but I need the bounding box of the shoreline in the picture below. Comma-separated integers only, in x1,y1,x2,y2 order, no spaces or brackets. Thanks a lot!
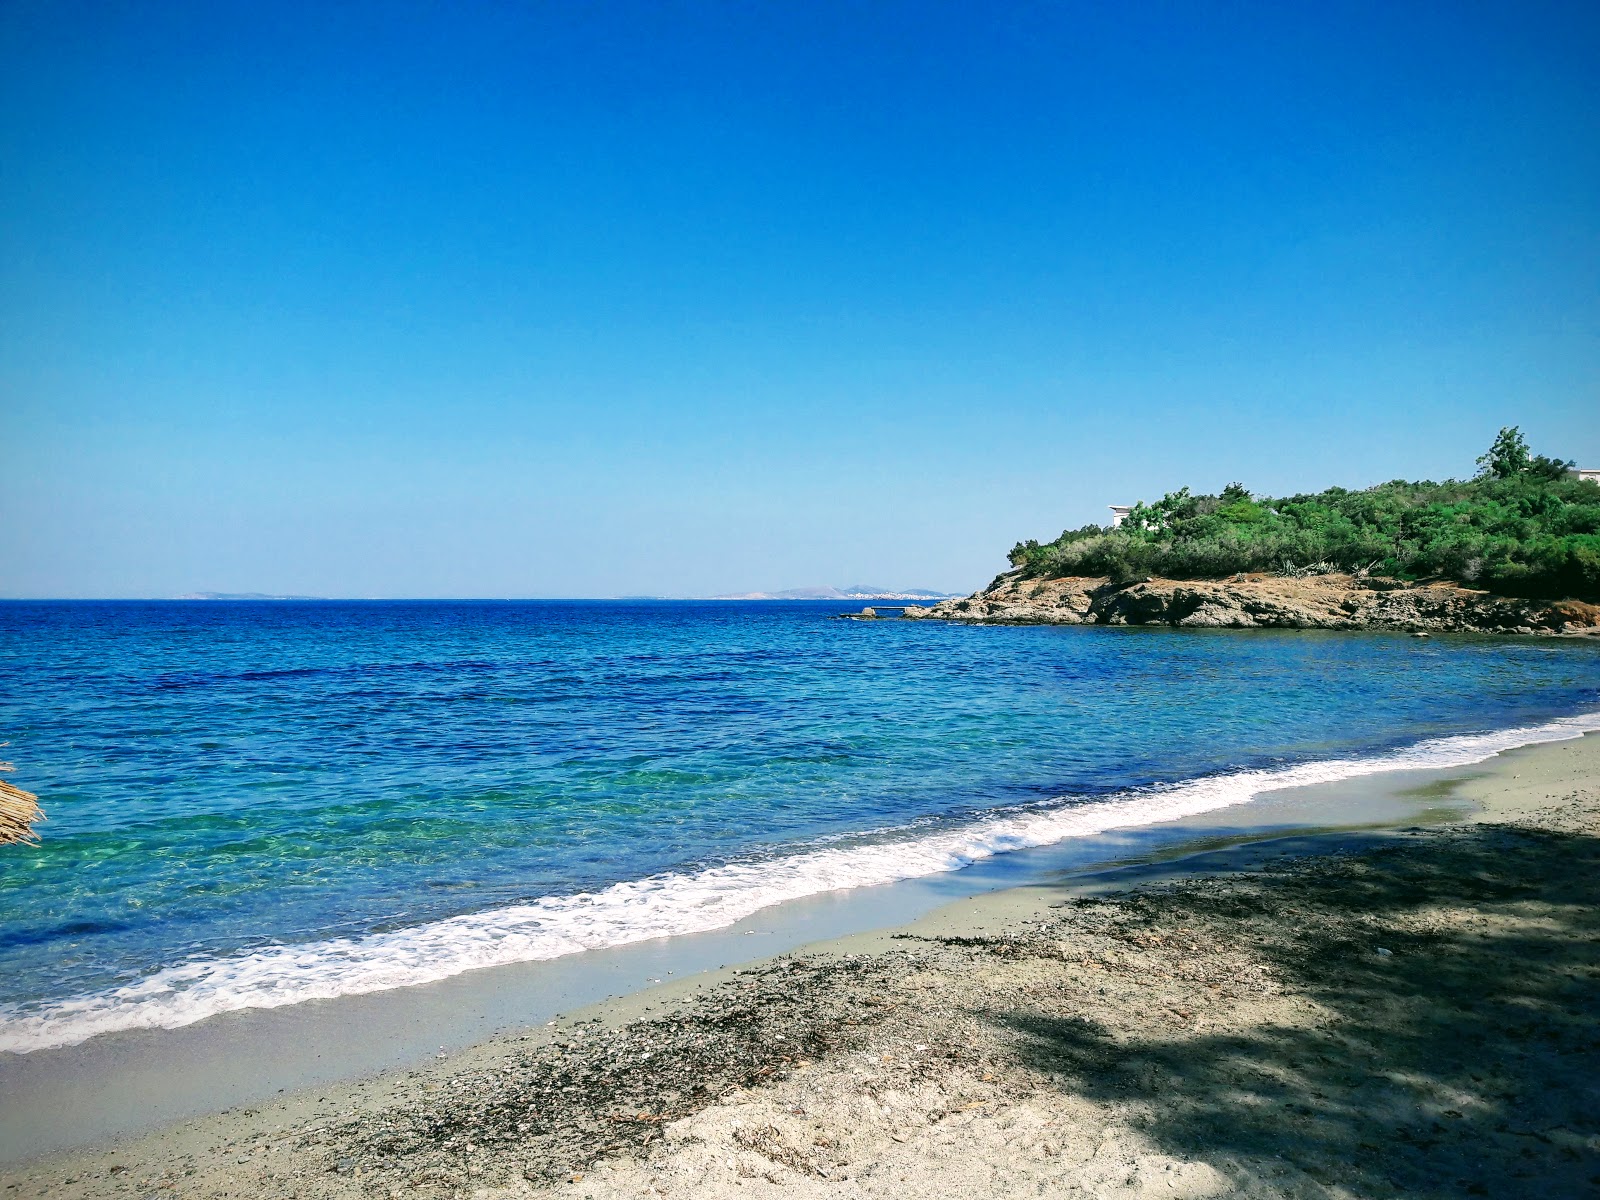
0,752,1493,1164
8,706,1597,1067
3,708,1590,1162
4,731,1599,1197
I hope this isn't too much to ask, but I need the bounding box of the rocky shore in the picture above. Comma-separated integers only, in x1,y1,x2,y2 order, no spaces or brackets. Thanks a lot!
9,734,1600,1199
905,572,1600,635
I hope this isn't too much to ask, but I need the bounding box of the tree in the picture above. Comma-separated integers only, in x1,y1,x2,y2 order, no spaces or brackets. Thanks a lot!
1529,453,1576,482
1476,426,1531,479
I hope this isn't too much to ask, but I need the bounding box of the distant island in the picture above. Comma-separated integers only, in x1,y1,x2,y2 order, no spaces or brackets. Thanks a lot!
175,592,327,601
167,590,964,603
711,585,960,601
910,429,1600,635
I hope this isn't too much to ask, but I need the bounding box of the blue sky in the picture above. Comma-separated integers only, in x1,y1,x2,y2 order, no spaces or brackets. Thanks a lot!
3,1,1597,597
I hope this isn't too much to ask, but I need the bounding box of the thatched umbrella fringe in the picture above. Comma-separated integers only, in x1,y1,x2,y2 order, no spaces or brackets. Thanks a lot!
0,758,45,847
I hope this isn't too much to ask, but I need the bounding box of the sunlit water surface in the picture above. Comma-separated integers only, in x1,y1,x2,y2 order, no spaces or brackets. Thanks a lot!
1,600,1596,1051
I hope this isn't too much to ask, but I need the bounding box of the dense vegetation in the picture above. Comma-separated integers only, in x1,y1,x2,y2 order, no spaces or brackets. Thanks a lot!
1008,429,1600,601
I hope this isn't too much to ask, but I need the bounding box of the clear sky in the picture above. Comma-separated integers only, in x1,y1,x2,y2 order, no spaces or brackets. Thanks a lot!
2,1,1597,598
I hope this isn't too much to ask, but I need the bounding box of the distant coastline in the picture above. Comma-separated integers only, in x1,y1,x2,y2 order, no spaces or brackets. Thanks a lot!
709,585,960,601
159,588,963,602
174,592,328,601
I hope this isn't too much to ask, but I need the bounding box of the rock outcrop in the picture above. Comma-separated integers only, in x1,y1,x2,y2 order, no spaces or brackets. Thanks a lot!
904,572,1600,636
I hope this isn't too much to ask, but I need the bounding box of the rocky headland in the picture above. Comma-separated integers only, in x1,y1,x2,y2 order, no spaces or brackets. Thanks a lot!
905,572,1600,636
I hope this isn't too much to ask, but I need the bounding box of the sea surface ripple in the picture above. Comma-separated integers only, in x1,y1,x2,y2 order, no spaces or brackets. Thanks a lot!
0,600,1596,1052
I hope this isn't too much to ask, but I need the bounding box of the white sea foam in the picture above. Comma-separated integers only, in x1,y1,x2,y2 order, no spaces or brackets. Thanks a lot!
4,710,1598,1054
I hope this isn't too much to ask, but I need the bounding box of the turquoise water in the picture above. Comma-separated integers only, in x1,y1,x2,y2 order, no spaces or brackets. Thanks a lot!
1,600,1597,1052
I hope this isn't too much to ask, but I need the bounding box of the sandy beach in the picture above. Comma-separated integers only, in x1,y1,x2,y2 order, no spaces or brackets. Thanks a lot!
4,731,1598,1199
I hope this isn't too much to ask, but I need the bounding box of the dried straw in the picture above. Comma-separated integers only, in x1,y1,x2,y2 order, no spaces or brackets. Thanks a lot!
0,753,44,846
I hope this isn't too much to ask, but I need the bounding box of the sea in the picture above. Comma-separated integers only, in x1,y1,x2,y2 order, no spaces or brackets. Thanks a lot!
1,599,1597,1057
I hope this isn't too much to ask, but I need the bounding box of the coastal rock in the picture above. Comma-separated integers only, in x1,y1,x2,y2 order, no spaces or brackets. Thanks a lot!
920,573,1600,636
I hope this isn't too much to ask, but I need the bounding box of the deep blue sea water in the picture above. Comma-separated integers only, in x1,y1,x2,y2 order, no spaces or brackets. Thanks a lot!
1,600,1597,1052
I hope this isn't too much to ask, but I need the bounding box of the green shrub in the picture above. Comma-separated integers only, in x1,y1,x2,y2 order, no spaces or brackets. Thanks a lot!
1013,428,1599,601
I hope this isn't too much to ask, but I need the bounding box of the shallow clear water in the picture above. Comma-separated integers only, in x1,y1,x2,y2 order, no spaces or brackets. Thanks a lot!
1,600,1597,1051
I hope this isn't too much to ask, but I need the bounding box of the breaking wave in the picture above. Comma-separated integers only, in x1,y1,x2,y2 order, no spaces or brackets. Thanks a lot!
3,710,1597,1054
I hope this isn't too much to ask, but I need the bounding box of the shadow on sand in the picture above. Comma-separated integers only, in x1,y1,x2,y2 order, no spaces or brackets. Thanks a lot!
995,824,1600,1197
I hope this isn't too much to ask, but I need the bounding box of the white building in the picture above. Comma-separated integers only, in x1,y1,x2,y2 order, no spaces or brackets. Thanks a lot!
1567,467,1600,484
1109,505,1133,528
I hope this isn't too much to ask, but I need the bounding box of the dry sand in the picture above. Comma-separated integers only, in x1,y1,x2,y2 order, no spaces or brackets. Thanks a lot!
5,734,1599,1199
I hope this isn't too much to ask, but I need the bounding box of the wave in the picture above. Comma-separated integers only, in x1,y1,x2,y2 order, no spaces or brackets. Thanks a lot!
4,710,1597,1054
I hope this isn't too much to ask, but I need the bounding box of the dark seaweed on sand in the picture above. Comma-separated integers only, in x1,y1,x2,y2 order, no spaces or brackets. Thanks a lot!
341,954,914,1189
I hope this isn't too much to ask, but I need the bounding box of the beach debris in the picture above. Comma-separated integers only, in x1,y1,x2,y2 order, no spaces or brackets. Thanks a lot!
0,750,44,846
1374,947,1394,957
342,952,905,1193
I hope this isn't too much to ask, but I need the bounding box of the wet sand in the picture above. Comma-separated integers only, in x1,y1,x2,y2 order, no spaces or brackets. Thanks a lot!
4,732,1598,1198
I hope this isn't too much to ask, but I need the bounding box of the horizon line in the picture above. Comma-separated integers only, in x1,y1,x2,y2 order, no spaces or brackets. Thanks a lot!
0,594,961,603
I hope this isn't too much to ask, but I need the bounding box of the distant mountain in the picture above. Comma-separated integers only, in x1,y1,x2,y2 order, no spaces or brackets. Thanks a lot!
176,592,325,601
710,585,961,601
838,584,960,599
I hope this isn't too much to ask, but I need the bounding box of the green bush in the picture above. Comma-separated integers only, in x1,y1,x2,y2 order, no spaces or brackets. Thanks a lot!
1013,428,1599,601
